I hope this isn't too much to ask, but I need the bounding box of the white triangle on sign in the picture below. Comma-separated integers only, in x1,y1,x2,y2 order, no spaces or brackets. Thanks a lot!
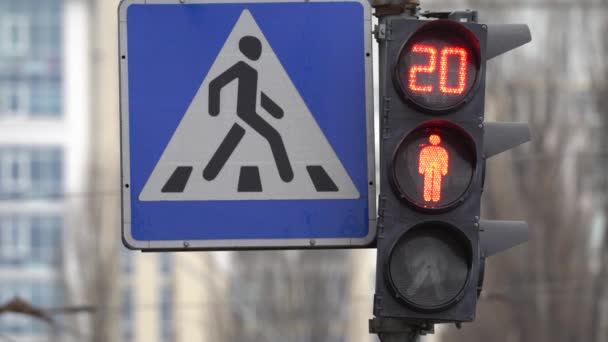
139,9,360,201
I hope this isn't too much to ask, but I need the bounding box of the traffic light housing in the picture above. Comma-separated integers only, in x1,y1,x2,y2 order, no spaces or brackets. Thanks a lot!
373,11,531,325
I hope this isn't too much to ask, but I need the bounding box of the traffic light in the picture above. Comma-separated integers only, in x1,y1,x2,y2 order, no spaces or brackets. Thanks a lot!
372,10,532,328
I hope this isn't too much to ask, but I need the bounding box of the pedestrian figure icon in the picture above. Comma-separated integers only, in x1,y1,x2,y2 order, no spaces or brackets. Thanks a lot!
406,248,447,298
203,36,294,184
418,134,449,203
138,9,360,201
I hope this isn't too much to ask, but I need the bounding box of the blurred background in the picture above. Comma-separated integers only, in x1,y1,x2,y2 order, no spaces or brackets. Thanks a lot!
0,0,606,341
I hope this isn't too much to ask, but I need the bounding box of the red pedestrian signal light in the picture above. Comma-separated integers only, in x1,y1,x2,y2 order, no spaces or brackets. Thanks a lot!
395,20,481,111
418,134,448,203
391,122,476,210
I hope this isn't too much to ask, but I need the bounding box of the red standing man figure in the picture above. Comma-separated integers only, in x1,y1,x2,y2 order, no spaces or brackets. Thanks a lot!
418,134,449,203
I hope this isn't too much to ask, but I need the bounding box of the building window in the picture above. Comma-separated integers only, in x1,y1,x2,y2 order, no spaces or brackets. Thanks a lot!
0,148,31,195
0,16,29,56
29,215,62,265
121,288,135,342
0,0,63,117
0,216,30,260
30,148,63,198
30,79,61,116
0,76,62,118
0,215,62,266
0,147,63,199
0,83,30,116
159,285,174,341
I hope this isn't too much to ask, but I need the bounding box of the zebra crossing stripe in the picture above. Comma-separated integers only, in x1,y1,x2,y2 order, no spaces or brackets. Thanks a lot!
161,167,193,193
161,165,339,194
306,166,338,192
237,166,263,192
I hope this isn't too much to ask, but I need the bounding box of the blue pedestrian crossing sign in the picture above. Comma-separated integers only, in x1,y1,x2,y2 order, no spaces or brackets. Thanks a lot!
119,0,375,250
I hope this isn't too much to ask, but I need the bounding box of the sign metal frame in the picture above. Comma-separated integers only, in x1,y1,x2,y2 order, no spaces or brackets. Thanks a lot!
119,0,376,250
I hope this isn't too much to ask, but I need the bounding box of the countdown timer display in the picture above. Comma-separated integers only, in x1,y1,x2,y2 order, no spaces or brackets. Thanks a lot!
395,21,481,111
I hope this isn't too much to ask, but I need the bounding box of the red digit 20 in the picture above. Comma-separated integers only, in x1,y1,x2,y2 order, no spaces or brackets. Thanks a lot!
408,44,469,95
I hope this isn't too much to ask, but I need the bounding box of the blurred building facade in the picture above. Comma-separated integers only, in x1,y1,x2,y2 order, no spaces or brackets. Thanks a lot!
0,0,90,340
119,251,229,342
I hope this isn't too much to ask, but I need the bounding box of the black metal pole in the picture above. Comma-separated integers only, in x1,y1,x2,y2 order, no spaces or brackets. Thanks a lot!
372,0,420,18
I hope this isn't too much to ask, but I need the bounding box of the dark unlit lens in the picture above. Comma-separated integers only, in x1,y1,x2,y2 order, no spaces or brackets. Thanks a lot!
389,223,470,310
